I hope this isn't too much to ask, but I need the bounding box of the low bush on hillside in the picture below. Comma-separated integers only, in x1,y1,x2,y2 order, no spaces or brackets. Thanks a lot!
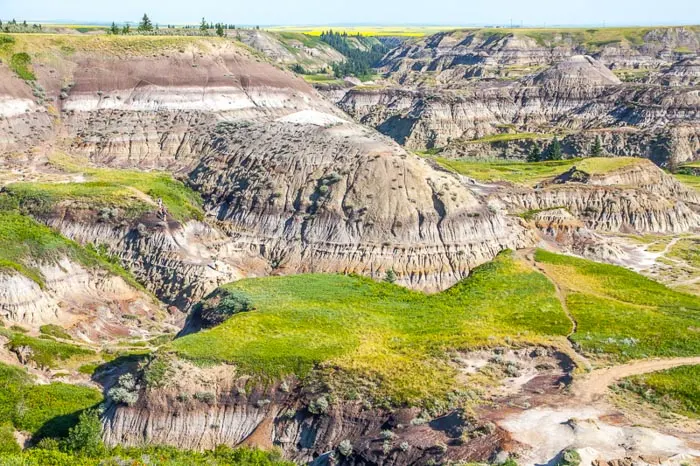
197,289,255,327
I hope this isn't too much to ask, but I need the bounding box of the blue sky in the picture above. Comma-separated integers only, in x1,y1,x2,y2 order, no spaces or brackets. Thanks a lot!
1,0,697,26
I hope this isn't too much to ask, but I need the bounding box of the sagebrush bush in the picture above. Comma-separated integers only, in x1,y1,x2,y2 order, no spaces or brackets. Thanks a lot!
108,373,139,406
198,289,254,327
337,439,352,457
308,396,329,414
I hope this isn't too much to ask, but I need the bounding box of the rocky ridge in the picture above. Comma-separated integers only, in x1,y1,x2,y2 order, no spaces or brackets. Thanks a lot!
337,27,700,163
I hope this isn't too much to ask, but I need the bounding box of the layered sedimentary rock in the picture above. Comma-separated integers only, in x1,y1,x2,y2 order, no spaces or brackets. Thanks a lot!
0,35,532,300
501,160,700,234
188,118,533,291
0,66,53,154
339,28,700,163
0,257,163,341
101,358,508,465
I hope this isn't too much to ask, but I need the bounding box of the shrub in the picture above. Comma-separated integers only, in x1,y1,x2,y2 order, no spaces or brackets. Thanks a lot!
108,373,139,406
194,391,216,405
0,423,20,454
383,268,397,284
337,439,353,457
399,441,409,452
308,396,329,414
558,449,581,466
198,289,254,327
9,53,36,81
63,409,104,456
34,437,61,451
142,357,171,388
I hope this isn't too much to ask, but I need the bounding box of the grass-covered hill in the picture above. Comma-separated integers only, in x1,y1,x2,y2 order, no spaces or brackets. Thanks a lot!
173,252,569,407
535,250,700,361
170,249,700,407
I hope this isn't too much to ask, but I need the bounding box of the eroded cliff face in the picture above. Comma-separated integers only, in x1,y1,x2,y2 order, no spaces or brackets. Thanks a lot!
0,34,534,301
101,357,515,465
339,28,700,163
188,119,533,291
498,159,700,234
0,257,163,341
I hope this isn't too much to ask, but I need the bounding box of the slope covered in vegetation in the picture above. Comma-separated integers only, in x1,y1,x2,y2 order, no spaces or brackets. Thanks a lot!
172,252,570,406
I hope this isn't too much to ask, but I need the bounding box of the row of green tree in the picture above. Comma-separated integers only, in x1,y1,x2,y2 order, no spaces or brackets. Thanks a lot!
526,135,604,162
319,30,388,79
109,14,235,37
0,19,42,33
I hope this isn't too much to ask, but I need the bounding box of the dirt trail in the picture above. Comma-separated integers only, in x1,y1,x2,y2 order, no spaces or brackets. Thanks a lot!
572,356,700,403
516,248,591,371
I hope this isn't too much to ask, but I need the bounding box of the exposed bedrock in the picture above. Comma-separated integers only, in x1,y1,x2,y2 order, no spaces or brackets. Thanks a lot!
0,257,162,341
188,120,534,292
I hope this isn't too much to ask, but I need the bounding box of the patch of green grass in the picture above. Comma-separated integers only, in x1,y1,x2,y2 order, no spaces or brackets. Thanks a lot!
1,330,95,369
667,238,700,268
1,33,227,59
39,325,72,341
573,156,642,175
0,211,89,287
9,52,35,81
0,422,20,454
0,210,144,291
535,250,700,361
613,68,651,82
0,444,292,465
434,158,577,186
10,154,203,222
465,133,552,144
172,252,569,406
0,362,101,439
301,74,344,85
675,174,700,192
617,365,699,418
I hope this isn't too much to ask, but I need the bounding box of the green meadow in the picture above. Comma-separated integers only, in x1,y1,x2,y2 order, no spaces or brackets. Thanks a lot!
172,252,570,406
617,365,699,419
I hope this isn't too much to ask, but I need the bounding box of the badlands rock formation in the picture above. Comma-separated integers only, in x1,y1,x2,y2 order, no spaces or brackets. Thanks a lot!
338,28,700,163
0,35,531,313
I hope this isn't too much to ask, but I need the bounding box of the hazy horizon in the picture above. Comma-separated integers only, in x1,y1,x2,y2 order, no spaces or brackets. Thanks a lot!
2,0,698,28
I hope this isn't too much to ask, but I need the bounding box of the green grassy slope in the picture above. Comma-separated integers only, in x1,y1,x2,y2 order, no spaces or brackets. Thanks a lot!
4,154,204,222
0,209,142,289
172,252,569,406
616,365,699,419
0,362,102,440
434,157,643,186
535,250,700,361
171,249,700,406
